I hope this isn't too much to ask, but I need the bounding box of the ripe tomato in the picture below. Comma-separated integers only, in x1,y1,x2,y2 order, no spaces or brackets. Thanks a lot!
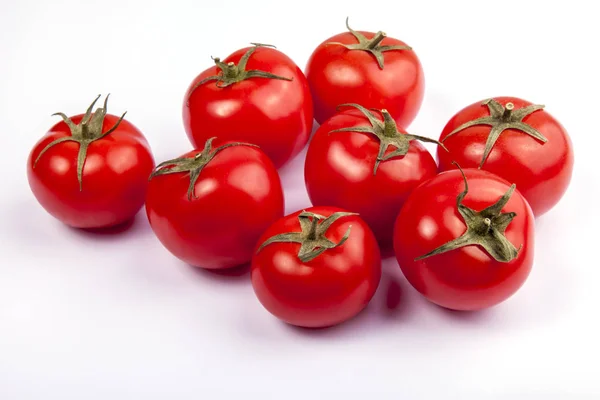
27,95,155,229
437,97,574,217
305,18,424,127
183,43,313,169
146,137,284,270
393,167,534,311
304,103,442,248
251,206,381,328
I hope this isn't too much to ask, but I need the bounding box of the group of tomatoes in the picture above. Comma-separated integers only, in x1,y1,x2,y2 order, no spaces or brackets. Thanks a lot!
26,19,574,328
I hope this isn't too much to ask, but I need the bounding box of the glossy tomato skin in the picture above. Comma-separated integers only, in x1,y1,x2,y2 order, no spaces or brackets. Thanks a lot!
27,115,155,229
437,96,574,217
184,46,313,169
304,109,437,248
251,206,381,328
393,169,534,311
306,31,424,127
146,141,284,270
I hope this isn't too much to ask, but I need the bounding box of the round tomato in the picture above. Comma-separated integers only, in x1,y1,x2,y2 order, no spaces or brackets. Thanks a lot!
251,206,381,328
183,43,313,169
305,18,424,127
393,168,534,311
27,95,155,229
146,137,284,270
305,103,442,248
437,96,574,217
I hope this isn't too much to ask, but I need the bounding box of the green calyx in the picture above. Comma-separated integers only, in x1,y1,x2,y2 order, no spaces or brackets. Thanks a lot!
326,17,412,69
149,137,258,201
256,211,357,263
187,43,293,102
415,163,521,263
33,94,126,191
329,103,447,174
443,99,547,168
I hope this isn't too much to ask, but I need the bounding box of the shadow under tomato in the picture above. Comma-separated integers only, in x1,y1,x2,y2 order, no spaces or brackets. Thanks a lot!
66,212,154,242
425,299,496,324
281,304,373,338
379,245,397,260
375,265,418,323
79,216,137,235
381,274,404,313
185,262,251,284
279,267,416,338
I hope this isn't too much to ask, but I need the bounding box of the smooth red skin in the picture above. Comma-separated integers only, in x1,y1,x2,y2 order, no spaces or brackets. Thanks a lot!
251,206,382,328
306,30,424,127
27,115,155,229
183,46,313,169
437,96,574,217
145,142,284,270
393,169,535,311
304,109,437,248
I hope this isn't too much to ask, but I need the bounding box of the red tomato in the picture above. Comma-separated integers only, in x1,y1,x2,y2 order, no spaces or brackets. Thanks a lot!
305,18,424,127
251,206,381,328
27,95,155,229
393,168,534,311
437,97,574,217
183,44,313,169
146,137,284,270
304,103,441,248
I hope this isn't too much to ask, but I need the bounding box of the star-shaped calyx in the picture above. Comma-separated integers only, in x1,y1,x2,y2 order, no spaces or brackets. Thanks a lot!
326,17,412,69
187,43,293,102
415,164,521,263
34,94,127,191
149,137,258,200
256,211,357,263
329,103,447,174
443,99,547,168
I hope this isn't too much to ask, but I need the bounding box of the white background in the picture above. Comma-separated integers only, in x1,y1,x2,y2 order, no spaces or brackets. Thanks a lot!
1,0,598,398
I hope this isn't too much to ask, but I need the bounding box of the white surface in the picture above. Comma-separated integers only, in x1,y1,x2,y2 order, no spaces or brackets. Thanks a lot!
1,0,598,398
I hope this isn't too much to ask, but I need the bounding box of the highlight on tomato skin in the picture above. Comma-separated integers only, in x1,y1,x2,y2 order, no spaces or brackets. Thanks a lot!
437,96,574,217
27,94,156,229
305,18,424,128
393,168,535,311
250,206,382,328
145,137,285,270
183,43,314,169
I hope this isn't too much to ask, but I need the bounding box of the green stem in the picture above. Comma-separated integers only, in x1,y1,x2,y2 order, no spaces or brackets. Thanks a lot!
503,102,514,120
307,217,319,240
213,57,239,80
223,62,239,79
381,109,398,137
367,31,387,49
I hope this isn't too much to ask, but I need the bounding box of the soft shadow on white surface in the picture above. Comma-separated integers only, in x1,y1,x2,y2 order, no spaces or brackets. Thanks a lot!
185,262,252,284
2,197,152,243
